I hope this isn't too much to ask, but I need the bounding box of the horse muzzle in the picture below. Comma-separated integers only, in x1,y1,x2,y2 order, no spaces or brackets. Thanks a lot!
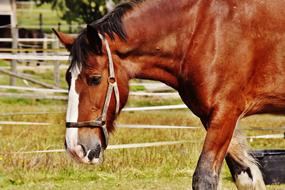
65,140,104,164
65,120,107,164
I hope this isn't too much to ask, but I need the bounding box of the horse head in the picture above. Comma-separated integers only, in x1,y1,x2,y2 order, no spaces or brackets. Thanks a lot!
54,26,129,164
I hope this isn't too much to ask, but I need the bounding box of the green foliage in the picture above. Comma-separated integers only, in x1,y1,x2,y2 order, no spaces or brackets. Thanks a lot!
35,0,122,24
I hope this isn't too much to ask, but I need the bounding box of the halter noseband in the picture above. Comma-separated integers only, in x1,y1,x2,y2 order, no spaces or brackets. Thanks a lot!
65,34,120,150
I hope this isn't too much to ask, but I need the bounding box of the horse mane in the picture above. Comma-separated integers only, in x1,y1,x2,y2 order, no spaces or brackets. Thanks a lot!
93,0,143,41
70,0,143,69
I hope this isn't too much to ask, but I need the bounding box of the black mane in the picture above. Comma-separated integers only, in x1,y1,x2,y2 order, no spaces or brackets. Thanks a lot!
70,30,93,70
70,0,143,69
93,0,143,41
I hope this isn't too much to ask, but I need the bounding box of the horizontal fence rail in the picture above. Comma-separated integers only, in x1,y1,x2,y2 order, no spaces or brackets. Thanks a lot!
0,85,175,93
129,91,179,97
16,25,86,29
0,38,57,42
3,140,192,154
0,93,67,100
243,126,285,131
0,85,180,99
0,53,69,61
0,92,177,100
0,121,50,125
117,124,199,129
0,104,189,116
0,85,178,95
0,85,67,93
0,121,199,130
0,111,63,116
248,133,285,139
123,104,188,112
130,83,169,87
0,48,66,52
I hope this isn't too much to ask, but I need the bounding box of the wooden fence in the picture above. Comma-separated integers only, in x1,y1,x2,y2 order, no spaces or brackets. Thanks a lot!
0,33,67,87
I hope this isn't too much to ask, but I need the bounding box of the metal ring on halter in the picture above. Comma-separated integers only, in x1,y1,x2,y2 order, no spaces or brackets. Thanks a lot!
65,33,120,150
108,77,116,84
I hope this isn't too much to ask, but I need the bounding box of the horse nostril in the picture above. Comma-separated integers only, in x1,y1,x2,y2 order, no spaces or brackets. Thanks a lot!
87,144,101,161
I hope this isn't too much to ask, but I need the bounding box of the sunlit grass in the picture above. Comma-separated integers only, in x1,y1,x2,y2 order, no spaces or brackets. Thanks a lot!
0,95,284,189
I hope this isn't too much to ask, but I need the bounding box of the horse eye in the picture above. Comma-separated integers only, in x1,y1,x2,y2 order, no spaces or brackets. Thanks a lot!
87,75,102,86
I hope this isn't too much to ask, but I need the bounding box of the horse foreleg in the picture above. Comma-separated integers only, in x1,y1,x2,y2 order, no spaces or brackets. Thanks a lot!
193,106,240,190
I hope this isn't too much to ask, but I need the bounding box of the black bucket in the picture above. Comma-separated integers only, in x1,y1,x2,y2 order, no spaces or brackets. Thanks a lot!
252,149,285,185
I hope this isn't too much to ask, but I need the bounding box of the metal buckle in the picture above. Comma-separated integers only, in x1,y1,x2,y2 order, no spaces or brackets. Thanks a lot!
108,77,116,84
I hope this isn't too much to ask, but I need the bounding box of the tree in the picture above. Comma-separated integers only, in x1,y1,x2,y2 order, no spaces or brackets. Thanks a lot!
36,0,122,24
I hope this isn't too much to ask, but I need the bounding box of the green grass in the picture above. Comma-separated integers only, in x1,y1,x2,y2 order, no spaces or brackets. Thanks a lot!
129,85,145,92
0,95,285,190
0,60,9,67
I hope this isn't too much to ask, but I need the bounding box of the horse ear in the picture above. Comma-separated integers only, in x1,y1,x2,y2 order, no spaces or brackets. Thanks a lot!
52,28,74,51
87,24,102,54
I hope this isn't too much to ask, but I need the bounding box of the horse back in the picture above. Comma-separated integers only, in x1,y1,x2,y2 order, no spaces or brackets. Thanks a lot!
180,0,285,117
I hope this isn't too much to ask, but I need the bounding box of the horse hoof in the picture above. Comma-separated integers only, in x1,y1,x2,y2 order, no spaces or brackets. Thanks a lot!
192,169,219,190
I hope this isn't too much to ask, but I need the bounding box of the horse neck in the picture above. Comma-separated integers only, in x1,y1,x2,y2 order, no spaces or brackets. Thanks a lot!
110,0,202,90
115,49,181,90
123,0,198,43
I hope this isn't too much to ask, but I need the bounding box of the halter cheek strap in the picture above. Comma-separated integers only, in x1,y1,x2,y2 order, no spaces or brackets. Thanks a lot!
98,34,120,149
100,34,120,120
66,34,120,150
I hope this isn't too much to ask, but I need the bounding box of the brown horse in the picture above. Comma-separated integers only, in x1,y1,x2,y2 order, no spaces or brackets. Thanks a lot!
54,0,285,189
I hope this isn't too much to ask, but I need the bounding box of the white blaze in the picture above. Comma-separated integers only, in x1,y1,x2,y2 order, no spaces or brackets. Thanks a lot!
65,65,81,148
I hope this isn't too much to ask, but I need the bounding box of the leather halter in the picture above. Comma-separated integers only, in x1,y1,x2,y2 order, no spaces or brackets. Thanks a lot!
65,34,120,150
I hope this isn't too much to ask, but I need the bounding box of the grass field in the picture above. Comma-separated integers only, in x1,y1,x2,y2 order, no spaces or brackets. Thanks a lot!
0,93,285,190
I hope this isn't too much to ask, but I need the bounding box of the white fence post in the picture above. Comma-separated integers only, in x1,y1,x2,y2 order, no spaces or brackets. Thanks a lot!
9,0,18,86
10,26,18,86
52,33,60,87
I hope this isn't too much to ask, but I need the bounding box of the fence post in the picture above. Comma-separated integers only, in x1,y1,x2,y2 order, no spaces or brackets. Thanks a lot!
39,13,43,31
52,33,60,87
10,0,18,86
43,33,47,58
10,26,18,86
